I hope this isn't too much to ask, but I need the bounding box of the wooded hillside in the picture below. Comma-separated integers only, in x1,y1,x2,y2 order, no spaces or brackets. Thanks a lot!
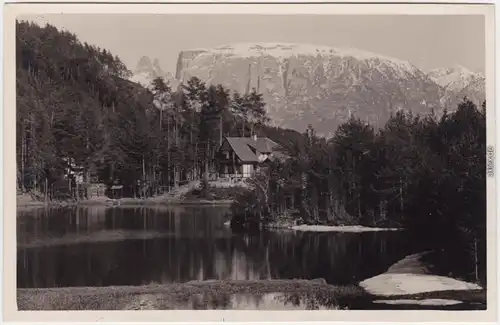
16,21,302,198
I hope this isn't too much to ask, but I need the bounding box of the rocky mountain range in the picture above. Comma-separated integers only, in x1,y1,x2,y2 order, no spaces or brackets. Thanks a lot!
428,65,486,111
130,43,485,136
130,56,180,90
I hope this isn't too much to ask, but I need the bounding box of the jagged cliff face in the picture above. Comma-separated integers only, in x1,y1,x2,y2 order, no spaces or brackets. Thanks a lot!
174,43,445,135
130,56,180,90
130,43,485,136
428,65,486,110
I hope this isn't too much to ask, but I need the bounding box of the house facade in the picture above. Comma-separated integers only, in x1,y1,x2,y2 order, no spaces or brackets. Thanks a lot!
216,135,284,179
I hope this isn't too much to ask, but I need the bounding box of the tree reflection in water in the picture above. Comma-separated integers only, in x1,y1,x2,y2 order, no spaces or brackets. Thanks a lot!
17,206,408,289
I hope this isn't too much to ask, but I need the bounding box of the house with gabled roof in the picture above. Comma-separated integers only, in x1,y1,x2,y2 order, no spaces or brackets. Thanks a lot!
216,134,286,179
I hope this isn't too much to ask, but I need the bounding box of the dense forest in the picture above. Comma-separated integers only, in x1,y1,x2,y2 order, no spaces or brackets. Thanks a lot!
16,21,300,199
16,21,487,284
231,99,487,285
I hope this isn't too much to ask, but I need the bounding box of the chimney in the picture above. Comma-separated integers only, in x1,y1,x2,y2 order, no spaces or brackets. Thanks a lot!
252,134,257,141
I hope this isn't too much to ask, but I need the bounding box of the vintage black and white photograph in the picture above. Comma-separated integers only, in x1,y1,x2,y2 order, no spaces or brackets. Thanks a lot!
7,2,495,320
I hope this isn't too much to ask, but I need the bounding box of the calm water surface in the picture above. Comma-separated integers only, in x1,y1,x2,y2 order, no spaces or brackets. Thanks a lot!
17,206,410,289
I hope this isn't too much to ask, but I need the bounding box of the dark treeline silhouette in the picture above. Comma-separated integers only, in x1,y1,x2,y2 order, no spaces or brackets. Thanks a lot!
16,21,302,199
232,99,486,285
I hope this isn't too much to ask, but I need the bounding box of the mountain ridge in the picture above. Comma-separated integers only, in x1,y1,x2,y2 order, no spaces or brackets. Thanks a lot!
130,43,485,135
428,65,485,110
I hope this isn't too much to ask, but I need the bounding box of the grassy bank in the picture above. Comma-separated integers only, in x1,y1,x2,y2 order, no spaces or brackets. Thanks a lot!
17,196,234,209
17,279,363,310
16,181,245,209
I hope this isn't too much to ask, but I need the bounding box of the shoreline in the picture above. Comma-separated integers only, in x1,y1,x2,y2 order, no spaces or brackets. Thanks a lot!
241,219,402,233
17,197,234,210
276,224,401,233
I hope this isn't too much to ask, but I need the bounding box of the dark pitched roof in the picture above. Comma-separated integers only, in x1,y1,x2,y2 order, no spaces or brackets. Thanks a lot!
225,137,259,163
248,138,278,154
222,137,282,163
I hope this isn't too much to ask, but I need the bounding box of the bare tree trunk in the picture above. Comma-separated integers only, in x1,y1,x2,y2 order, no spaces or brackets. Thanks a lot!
474,237,479,283
44,178,48,204
30,114,37,193
174,115,179,188
85,134,90,199
159,108,163,192
167,116,171,190
219,115,223,146
175,115,179,147
110,162,114,183
142,155,146,198
358,195,362,221
75,173,80,201
190,111,194,144
194,141,198,180
160,109,163,132
202,141,210,198
152,161,156,195
67,158,72,196
399,176,404,217
21,125,26,191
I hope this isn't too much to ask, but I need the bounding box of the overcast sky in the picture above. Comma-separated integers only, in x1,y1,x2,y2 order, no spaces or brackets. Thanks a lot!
24,14,485,75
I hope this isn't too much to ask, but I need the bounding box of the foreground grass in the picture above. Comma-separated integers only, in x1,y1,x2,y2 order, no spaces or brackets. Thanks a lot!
17,279,364,310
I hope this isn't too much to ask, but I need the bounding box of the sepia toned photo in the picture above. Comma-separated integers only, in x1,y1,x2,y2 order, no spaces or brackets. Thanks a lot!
3,2,496,323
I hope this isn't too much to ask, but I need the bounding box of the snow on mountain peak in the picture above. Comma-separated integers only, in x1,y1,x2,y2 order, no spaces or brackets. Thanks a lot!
190,42,420,77
428,65,484,91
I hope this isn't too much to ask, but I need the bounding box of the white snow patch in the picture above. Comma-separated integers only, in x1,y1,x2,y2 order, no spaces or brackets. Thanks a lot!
428,65,484,92
184,42,419,79
360,273,482,296
373,299,462,306
289,225,401,233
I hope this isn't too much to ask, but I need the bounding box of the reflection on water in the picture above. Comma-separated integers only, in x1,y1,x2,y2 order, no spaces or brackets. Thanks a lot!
189,292,336,310
17,206,409,288
182,292,484,311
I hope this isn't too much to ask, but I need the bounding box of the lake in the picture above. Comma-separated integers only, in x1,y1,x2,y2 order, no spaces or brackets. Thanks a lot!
17,205,410,289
